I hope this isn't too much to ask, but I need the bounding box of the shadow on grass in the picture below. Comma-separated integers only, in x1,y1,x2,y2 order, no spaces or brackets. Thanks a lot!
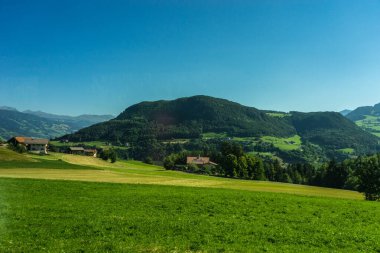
0,158,101,170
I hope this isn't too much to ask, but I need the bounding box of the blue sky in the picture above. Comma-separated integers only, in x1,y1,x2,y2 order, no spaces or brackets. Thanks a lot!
1,0,380,116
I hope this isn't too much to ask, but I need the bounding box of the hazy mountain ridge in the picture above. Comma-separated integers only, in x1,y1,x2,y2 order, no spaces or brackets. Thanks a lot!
0,107,114,140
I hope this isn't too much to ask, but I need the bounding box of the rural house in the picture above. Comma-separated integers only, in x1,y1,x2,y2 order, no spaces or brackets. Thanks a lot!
8,136,49,154
84,149,97,157
69,147,85,155
187,155,218,166
69,147,97,157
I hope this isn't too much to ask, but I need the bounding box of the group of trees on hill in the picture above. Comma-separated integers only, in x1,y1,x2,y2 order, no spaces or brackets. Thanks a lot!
164,141,380,201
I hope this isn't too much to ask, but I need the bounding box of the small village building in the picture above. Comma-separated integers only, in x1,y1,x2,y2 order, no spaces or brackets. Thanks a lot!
186,155,218,166
69,147,97,157
8,136,49,154
84,149,97,157
69,147,85,155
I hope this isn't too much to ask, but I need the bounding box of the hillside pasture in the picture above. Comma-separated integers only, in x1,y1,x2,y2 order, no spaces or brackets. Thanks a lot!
355,115,380,137
261,135,302,151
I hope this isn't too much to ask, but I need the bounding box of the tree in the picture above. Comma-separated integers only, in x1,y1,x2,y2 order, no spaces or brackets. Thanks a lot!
109,149,117,163
237,156,248,179
356,157,380,201
163,155,176,170
99,148,117,163
224,154,238,177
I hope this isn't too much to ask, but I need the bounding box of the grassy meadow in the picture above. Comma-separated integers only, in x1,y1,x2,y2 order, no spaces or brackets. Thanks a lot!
1,147,380,252
1,178,380,252
261,135,302,151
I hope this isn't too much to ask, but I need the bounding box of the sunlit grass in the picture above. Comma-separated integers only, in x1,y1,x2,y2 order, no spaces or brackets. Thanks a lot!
0,148,363,200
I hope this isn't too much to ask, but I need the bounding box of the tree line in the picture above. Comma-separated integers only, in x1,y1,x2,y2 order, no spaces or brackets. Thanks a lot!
164,141,380,201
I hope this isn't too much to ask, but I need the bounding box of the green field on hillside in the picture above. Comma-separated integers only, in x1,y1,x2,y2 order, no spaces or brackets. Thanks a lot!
261,135,302,151
202,132,228,139
338,148,355,154
0,178,379,252
266,112,291,118
49,140,131,151
356,115,380,137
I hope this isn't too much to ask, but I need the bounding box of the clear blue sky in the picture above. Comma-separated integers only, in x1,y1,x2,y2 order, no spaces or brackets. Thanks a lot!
1,0,380,116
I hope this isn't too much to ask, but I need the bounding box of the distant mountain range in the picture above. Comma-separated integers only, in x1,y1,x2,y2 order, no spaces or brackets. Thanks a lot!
0,107,113,140
339,109,352,116
60,95,379,160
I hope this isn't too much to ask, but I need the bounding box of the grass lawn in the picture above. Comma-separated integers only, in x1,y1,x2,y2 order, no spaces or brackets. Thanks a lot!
261,135,302,151
0,178,379,252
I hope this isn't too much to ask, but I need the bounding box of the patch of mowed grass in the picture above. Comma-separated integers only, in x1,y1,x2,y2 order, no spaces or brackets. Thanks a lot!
0,178,379,252
261,135,302,151
0,155,97,171
201,132,228,139
266,112,291,118
0,147,35,162
338,148,355,154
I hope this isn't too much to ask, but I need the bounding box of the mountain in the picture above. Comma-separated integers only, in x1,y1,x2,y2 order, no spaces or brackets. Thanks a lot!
116,96,296,137
0,108,114,140
339,109,352,116
0,106,18,111
345,103,380,137
0,110,71,140
60,96,379,159
23,110,114,131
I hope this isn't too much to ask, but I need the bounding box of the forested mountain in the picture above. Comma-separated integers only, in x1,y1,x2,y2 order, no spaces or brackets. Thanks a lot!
345,103,380,137
60,96,379,159
116,96,296,137
0,108,114,140
290,111,378,153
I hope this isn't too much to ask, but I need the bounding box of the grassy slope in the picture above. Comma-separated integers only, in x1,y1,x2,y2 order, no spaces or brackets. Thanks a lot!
356,115,380,137
261,135,302,151
0,148,362,200
1,178,379,252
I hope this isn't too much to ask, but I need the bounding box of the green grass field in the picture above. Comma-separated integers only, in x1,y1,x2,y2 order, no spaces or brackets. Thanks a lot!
261,135,302,151
1,179,379,252
202,132,228,139
338,148,355,155
49,140,130,150
1,147,380,252
266,112,291,118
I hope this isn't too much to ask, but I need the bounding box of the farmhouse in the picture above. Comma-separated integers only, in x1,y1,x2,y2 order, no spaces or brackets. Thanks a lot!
187,155,218,166
69,147,85,155
69,147,97,157
8,136,49,154
84,149,97,157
